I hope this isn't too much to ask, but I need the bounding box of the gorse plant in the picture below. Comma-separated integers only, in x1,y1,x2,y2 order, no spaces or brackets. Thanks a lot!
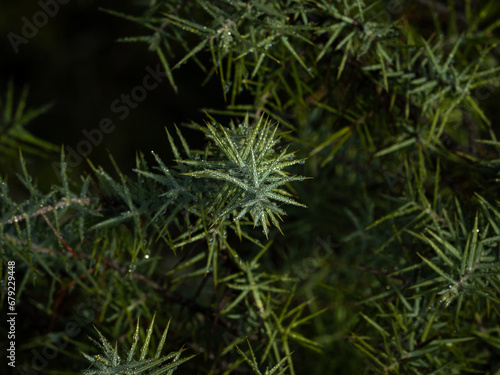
181,114,307,237
82,314,194,375
1,111,311,374
2,0,500,374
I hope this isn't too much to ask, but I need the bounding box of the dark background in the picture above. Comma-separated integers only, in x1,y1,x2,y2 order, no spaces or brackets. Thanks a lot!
1,0,226,190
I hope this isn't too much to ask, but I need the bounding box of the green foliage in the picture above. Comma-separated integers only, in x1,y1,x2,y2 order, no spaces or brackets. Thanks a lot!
3,0,500,374
181,114,307,237
236,339,292,375
0,80,57,167
82,314,193,375
0,113,310,374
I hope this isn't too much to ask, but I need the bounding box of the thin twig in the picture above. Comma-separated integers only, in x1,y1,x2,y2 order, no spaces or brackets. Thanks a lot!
1,197,91,225
41,212,80,259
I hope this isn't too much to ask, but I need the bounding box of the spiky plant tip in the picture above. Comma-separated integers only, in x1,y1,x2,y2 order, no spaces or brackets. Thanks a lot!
178,115,307,235
82,317,192,375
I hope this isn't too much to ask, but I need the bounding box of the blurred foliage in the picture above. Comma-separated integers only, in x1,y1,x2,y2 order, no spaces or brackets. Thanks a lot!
0,81,58,168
